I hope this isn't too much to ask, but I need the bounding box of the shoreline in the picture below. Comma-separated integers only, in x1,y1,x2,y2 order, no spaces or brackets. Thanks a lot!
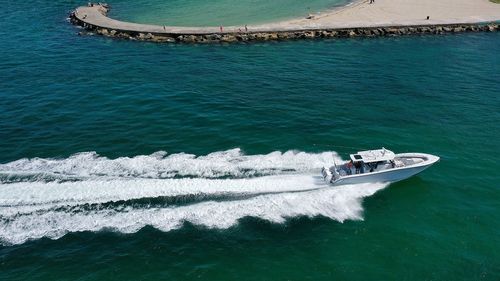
104,0,359,28
70,1,500,43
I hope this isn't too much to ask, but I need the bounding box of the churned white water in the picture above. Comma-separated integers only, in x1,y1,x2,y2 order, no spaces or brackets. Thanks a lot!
0,149,387,245
0,148,337,181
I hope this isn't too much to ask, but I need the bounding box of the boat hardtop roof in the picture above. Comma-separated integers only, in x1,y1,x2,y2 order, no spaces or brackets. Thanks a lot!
350,148,395,163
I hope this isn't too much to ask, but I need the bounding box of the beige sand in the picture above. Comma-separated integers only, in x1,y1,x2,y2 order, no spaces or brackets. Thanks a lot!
75,0,500,34
258,0,500,30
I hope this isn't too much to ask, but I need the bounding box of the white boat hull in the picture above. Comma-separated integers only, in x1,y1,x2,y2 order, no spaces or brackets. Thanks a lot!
322,153,439,186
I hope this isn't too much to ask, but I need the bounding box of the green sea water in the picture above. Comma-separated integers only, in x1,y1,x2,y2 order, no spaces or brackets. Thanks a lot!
109,0,349,26
1,1,500,280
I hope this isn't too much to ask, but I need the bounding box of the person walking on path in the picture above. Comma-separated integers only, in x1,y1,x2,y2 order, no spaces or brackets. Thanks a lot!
220,26,223,33
245,24,248,32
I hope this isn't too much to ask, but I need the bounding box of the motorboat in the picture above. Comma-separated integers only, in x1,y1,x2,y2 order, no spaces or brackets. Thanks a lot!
321,148,439,185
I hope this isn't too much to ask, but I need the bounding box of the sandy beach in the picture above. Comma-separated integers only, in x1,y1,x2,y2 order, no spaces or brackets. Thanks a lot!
279,0,500,29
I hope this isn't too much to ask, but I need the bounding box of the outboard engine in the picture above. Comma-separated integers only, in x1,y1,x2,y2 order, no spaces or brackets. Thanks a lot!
321,167,332,182
322,166,339,183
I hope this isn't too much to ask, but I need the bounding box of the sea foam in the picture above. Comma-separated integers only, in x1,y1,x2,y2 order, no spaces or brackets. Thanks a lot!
0,149,387,245
0,148,338,182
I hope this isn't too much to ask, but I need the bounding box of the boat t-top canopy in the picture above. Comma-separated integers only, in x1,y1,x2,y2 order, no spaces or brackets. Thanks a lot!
350,148,395,163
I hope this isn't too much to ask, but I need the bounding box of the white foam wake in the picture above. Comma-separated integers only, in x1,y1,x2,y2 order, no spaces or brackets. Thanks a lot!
0,174,322,208
0,149,388,246
0,148,340,182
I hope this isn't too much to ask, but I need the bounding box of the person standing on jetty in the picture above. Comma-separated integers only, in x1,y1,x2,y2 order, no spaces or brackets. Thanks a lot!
219,26,223,33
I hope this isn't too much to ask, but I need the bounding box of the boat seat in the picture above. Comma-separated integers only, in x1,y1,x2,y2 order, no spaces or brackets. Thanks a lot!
394,159,405,167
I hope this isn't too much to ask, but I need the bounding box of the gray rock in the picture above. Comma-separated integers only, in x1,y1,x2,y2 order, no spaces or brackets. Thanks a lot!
235,34,247,41
278,32,290,39
184,35,197,43
265,33,277,40
421,27,431,33
221,35,237,42
304,31,315,38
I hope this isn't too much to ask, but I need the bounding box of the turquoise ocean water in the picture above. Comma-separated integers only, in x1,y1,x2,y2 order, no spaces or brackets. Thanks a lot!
0,1,499,280
109,0,350,26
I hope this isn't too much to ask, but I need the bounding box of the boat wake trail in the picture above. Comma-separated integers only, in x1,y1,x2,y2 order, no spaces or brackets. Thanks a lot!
0,148,337,183
0,149,388,246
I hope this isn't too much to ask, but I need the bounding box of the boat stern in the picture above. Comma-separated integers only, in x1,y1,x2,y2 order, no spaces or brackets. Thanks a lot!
322,166,341,184
321,166,333,183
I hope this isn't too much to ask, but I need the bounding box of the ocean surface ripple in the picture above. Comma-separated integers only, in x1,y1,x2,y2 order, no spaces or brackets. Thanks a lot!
0,1,499,279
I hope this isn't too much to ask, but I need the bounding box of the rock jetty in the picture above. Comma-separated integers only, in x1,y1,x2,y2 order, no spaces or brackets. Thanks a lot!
70,3,499,43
